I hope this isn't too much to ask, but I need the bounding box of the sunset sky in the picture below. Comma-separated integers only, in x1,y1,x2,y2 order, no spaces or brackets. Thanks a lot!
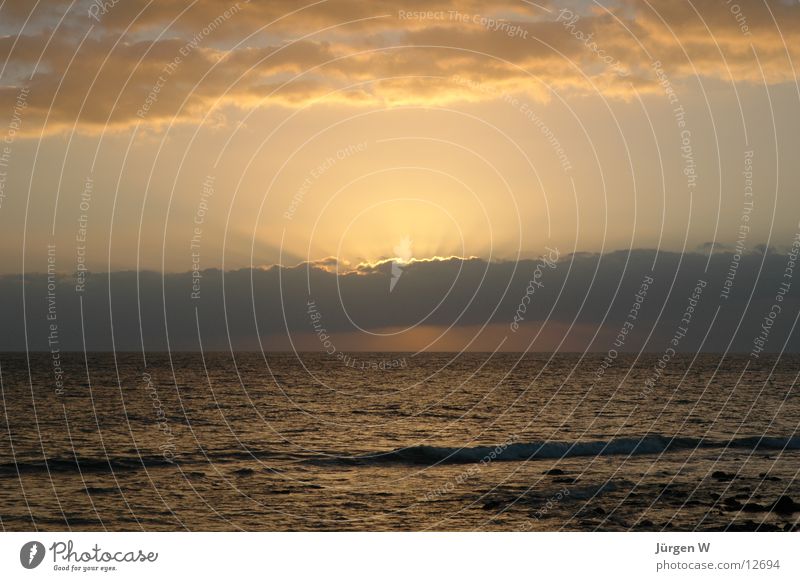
1,0,799,350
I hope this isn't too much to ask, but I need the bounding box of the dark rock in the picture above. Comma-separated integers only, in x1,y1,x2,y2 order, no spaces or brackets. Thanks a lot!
553,477,576,484
716,521,783,532
770,496,800,514
723,497,743,510
711,470,738,481
741,502,767,513
759,472,781,482
482,500,505,511
726,496,800,514
544,468,565,476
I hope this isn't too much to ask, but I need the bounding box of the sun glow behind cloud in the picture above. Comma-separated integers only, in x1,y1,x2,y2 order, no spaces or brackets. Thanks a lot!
0,0,798,276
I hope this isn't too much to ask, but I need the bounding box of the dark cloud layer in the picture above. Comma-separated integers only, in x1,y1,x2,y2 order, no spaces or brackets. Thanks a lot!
1,249,798,353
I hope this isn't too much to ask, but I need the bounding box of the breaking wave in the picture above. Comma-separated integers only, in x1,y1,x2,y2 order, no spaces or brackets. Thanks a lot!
360,434,800,465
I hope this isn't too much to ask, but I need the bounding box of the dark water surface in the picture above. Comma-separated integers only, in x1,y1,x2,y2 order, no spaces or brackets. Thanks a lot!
1,352,798,531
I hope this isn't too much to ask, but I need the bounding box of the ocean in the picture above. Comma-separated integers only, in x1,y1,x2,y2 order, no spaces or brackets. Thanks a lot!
1,352,798,531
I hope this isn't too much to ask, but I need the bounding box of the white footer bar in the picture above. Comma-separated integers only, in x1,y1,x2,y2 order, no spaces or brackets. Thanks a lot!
1,532,797,580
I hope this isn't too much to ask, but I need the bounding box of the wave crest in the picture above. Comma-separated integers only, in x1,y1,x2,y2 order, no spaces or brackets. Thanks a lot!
364,434,800,465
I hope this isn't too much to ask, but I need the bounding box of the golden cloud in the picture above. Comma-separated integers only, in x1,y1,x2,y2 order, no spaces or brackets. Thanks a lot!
0,0,797,135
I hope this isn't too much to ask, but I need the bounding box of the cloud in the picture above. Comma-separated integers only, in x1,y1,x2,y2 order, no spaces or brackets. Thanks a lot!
2,249,798,353
1,0,798,135
618,0,800,84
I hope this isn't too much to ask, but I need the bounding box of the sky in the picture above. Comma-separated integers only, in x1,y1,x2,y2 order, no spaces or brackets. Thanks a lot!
1,0,799,351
